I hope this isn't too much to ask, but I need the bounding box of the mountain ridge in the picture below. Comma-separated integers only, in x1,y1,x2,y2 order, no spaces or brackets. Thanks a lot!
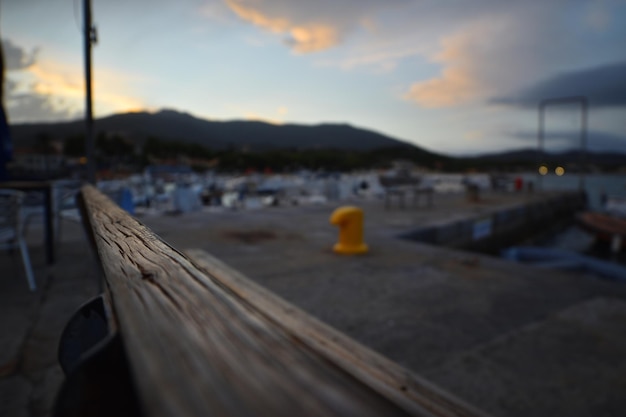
9,110,625,169
9,109,423,153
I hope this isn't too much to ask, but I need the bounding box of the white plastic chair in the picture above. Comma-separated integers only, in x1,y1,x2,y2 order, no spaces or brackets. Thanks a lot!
0,189,36,291
22,180,82,243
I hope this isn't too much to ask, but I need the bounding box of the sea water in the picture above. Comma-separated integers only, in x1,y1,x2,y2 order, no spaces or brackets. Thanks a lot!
519,172,626,265
521,172,626,210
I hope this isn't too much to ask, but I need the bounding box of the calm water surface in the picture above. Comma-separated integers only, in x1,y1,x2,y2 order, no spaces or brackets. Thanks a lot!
521,172,626,210
512,173,626,266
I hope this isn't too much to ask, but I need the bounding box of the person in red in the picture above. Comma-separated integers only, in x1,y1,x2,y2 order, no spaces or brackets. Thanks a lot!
514,176,524,191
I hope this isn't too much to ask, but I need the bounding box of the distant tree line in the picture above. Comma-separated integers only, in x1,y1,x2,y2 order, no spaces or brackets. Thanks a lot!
65,133,134,157
60,133,580,173
135,137,468,172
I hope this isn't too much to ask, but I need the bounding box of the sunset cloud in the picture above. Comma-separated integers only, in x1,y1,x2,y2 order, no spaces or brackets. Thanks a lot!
512,129,626,152
3,39,147,123
224,0,291,33
404,25,489,108
93,67,148,115
492,61,626,108
28,62,83,100
3,39,78,122
464,130,485,142
221,0,405,53
24,60,144,120
286,24,340,54
224,0,340,53
405,68,477,108
321,44,427,73
5,0,626,153
2,38,37,71
244,113,283,125
7,87,78,123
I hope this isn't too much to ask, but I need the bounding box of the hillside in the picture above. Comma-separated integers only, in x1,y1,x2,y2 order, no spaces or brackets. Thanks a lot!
9,109,423,152
10,110,623,171
471,148,626,167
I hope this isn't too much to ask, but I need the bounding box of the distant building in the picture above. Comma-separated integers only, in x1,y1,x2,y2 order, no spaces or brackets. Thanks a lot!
389,159,428,175
145,164,193,180
11,148,67,177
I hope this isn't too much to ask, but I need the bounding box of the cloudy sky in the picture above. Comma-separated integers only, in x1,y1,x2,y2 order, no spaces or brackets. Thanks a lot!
2,0,626,154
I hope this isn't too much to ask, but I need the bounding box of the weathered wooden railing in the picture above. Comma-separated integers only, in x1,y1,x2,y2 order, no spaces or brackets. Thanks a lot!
61,184,487,417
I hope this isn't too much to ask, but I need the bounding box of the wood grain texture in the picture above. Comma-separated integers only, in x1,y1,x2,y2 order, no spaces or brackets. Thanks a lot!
79,185,488,417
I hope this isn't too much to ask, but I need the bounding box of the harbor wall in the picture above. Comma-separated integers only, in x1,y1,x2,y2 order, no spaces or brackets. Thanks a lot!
400,191,587,253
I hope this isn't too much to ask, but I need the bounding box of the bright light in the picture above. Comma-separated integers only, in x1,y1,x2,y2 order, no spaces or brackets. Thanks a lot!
555,166,565,176
538,165,548,175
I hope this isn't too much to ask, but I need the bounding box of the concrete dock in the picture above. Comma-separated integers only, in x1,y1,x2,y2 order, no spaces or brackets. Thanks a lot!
2,190,626,417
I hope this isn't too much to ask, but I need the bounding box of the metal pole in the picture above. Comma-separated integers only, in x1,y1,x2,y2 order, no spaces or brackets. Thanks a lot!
537,96,588,194
580,98,587,191
84,0,95,184
537,102,545,191
0,5,13,181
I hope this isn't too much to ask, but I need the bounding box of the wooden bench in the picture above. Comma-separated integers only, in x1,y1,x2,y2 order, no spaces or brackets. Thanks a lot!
70,184,486,417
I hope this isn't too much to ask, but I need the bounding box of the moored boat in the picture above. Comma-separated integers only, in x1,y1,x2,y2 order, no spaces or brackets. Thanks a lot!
577,211,626,251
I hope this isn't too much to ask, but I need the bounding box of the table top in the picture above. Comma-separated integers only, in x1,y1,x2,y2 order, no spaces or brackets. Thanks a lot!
0,181,52,190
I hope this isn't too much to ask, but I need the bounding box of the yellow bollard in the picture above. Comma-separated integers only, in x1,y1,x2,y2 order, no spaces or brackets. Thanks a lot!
329,206,369,255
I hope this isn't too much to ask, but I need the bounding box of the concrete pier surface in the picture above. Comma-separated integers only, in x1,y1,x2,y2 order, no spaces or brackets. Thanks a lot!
3,190,626,417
